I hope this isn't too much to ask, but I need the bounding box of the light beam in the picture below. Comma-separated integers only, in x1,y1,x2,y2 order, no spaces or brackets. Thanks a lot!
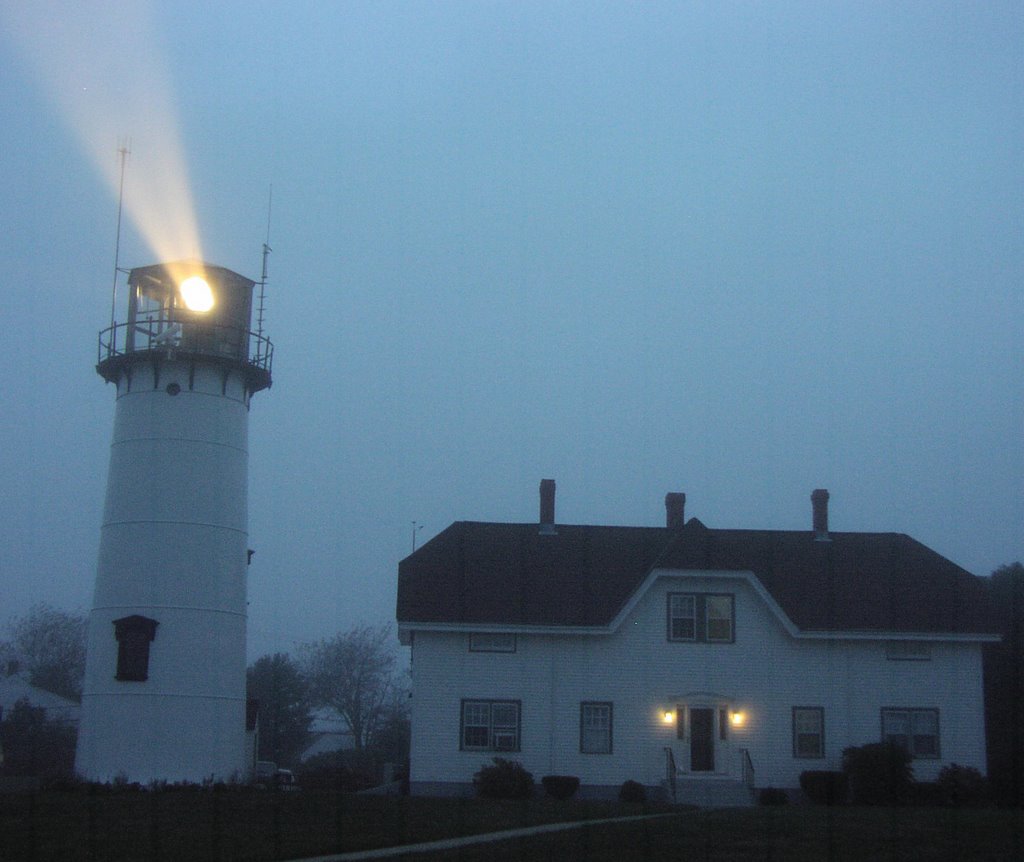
1,1,203,265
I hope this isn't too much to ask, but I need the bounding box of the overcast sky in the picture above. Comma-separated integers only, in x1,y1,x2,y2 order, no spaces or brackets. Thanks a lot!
1,1,1020,660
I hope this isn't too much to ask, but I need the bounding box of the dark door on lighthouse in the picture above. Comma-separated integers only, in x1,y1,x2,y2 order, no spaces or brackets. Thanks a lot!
690,708,715,771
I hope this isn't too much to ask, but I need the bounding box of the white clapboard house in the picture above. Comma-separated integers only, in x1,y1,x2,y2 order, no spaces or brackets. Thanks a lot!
396,482,997,804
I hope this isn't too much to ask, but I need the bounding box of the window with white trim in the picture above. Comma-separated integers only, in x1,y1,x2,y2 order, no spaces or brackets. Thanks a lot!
580,702,612,754
461,700,520,752
882,708,940,759
793,707,825,758
706,595,734,642
668,594,696,640
667,593,735,643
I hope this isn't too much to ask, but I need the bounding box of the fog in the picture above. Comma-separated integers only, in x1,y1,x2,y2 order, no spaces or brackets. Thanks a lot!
1,2,1020,658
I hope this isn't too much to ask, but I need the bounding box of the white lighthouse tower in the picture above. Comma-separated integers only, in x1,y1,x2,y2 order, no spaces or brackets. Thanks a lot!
76,261,272,783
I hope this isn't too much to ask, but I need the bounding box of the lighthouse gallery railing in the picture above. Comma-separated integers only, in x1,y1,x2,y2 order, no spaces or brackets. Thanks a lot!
98,321,274,378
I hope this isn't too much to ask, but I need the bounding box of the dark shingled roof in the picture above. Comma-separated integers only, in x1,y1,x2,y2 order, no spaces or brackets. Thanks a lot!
396,518,996,636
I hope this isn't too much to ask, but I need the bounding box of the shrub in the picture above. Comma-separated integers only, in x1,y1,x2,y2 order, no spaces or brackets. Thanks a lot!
800,770,848,805
618,779,646,803
909,782,948,807
0,699,77,780
842,742,913,806
541,775,580,800
474,758,534,799
40,776,88,792
759,787,788,806
937,764,989,808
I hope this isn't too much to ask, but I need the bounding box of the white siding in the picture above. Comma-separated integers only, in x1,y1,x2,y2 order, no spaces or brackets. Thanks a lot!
409,571,988,791
76,361,250,784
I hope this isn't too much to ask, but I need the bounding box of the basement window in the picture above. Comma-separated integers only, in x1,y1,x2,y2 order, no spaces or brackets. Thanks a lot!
113,615,159,682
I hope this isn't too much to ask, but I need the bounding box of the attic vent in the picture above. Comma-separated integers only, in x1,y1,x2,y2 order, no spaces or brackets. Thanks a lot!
539,479,556,535
811,489,830,542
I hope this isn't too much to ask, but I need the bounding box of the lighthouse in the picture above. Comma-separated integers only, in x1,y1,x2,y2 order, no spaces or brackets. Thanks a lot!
75,261,272,783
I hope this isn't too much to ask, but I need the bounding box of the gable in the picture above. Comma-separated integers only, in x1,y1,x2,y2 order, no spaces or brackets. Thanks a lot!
657,523,995,636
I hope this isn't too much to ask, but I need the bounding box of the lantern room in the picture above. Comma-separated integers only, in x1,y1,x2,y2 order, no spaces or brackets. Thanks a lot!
98,260,272,393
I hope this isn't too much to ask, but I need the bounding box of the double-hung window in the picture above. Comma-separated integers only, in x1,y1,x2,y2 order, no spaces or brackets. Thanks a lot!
882,708,940,759
461,700,520,752
668,593,735,643
668,595,696,640
792,707,825,758
580,702,613,754
706,595,734,642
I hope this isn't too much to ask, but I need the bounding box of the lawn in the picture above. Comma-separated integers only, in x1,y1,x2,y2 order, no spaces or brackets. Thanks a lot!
0,790,657,861
399,806,1024,862
1,788,1022,861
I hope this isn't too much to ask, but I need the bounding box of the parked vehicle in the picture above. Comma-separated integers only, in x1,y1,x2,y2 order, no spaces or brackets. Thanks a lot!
255,761,299,790
275,768,299,791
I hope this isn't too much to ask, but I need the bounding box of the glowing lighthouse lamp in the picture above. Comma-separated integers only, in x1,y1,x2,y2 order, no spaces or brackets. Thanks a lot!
76,261,272,783
179,274,215,312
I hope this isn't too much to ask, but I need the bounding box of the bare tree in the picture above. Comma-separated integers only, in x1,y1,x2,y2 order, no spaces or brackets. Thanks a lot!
2,604,86,701
300,623,399,752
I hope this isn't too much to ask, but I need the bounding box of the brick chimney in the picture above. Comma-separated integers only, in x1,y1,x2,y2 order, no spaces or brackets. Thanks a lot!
539,479,556,534
665,492,686,529
811,489,830,541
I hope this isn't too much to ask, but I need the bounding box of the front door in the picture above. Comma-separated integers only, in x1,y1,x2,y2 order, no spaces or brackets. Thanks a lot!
690,707,715,772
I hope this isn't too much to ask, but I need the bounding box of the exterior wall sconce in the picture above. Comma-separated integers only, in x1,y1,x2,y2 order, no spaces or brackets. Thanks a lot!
730,710,746,728
662,710,675,725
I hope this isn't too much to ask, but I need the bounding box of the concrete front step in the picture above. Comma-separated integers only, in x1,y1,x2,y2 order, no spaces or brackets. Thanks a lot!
666,776,755,808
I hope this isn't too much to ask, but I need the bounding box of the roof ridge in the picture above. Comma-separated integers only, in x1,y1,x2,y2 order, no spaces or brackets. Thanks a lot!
398,519,994,635
454,520,670,530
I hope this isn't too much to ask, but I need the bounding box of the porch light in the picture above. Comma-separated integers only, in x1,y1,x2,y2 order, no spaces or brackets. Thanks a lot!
730,710,746,728
662,710,675,725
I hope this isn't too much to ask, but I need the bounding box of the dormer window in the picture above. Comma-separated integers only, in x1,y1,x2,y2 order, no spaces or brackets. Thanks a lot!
667,593,735,643
668,594,696,640
113,615,159,681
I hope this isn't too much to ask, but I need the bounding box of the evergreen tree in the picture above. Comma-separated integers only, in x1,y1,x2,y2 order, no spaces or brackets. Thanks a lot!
246,653,312,767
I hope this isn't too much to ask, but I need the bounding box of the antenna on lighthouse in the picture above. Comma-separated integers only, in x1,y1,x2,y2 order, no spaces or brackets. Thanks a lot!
256,186,272,342
109,138,131,334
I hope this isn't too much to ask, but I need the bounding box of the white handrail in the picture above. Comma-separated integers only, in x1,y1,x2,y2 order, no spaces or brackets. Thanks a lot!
741,748,755,798
664,747,677,802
